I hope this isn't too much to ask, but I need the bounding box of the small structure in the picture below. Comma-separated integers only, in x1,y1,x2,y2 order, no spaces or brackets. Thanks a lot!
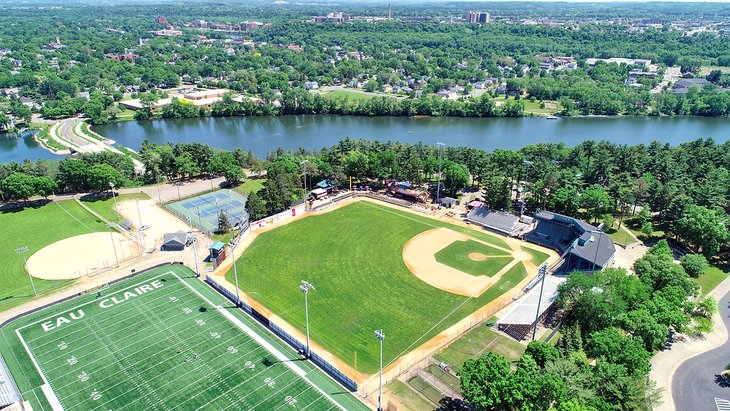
310,188,328,200
162,231,186,251
388,181,429,203
209,241,225,259
436,196,459,208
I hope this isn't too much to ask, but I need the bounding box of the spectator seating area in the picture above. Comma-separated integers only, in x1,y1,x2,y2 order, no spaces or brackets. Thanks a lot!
466,207,520,235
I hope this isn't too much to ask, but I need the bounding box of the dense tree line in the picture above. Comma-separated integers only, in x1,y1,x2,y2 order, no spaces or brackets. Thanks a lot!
459,241,716,410
2,137,728,260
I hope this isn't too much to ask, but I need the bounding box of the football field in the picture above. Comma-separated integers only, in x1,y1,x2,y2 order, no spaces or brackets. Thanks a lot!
0,265,367,411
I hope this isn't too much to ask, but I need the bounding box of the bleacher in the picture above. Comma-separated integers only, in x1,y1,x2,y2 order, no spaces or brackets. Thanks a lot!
0,357,19,408
524,219,578,252
466,207,519,235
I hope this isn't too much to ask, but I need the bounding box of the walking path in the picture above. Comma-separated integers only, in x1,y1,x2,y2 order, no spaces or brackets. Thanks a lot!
651,276,730,411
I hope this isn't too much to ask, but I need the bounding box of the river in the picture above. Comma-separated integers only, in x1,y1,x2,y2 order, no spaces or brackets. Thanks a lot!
0,130,57,164
2,115,729,163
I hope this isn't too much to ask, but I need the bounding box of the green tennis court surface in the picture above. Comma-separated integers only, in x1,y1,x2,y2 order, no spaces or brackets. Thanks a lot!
0,265,368,411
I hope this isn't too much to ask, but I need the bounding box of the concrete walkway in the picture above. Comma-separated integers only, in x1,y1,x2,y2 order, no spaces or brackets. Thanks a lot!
651,276,730,411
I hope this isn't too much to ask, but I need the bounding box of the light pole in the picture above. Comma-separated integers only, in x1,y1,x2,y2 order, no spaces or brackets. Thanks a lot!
196,205,203,229
186,217,200,277
109,182,119,222
531,263,548,341
374,329,385,411
300,160,309,198
157,185,162,204
15,246,36,296
177,184,181,200
107,223,120,268
230,241,240,306
300,280,315,357
436,142,445,201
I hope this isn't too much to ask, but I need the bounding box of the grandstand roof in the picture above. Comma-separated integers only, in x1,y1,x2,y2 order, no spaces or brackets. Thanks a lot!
528,211,615,270
496,275,566,326
467,208,519,235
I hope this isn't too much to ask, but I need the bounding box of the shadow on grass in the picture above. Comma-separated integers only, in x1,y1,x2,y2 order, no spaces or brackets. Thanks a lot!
0,198,52,213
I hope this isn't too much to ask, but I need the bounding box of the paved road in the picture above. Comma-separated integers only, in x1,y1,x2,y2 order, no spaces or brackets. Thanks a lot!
673,290,730,411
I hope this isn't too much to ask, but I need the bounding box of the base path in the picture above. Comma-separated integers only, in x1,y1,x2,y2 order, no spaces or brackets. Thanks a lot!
402,227,517,297
26,232,138,280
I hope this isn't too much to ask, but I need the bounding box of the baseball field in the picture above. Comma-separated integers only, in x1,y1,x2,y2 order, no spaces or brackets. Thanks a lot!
0,201,109,312
228,200,550,376
0,265,368,411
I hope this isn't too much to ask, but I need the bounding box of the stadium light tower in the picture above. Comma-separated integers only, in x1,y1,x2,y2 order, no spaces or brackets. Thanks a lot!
436,142,445,201
374,329,385,411
186,217,200,277
107,223,120,268
15,246,36,296
531,263,548,341
300,280,315,358
230,242,241,307
109,182,119,222
300,160,309,197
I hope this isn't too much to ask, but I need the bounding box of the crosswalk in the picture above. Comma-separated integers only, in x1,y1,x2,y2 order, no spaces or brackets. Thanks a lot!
715,398,730,411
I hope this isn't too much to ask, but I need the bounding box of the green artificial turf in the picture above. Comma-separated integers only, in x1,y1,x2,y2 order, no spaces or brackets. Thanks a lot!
0,265,368,411
229,201,532,374
434,240,512,277
0,200,109,312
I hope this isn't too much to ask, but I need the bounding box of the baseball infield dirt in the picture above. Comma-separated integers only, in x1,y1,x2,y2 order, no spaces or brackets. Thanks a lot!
26,232,138,280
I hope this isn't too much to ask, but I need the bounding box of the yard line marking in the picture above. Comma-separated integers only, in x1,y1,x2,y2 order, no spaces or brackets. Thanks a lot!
716,398,730,411
14,329,64,411
170,272,347,411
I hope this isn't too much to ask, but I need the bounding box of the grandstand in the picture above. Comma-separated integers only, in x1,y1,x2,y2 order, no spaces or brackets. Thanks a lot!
466,207,521,236
0,356,20,408
524,211,615,273
496,274,566,341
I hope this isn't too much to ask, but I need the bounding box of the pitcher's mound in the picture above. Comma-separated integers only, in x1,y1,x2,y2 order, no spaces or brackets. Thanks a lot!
26,232,139,280
468,253,487,261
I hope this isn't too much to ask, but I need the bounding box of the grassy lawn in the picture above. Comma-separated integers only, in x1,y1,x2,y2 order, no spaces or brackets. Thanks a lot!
229,201,533,374
693,264,729,296
0,200,109,312
80,192,150,223
606,225,635,247
434,323,526,374
426,363,461,393
521,246,550,266
234,178,266,195
385,380,434,411
700,66,730,75
320,89,396,102
407,375,444,405
435,240,512,277
495,97,561,115
33,125,67,152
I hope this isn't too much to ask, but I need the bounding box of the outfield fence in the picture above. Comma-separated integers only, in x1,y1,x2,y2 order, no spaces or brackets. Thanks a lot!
204,275,358,392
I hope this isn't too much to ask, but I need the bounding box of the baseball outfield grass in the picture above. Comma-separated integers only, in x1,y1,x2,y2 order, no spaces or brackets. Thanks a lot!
0,265,368,411
434,239,512,277
229,200,537,375
0,200,108,312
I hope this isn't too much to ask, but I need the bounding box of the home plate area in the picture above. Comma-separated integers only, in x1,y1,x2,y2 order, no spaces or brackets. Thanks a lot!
12,267,347,411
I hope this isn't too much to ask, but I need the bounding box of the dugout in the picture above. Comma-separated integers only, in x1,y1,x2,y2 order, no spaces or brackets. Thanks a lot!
209,241,225,258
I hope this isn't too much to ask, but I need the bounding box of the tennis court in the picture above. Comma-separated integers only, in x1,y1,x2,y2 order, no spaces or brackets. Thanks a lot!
166,190,248,233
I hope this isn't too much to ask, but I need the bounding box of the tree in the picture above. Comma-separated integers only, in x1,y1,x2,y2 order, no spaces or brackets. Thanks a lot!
525,341,561,368
459,353,515,411
245,191,267,222
57,158,90,192
217,210,231,233
33,176,57,198
1,172,36,200
443,161,470,195
640,222,654,237
584,328,651,377
680,254,708,278
224,165,245,186
86,164,124,191
581,185,613,223
675,205,729,258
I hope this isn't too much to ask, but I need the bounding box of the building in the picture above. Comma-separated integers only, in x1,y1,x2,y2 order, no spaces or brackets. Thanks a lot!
466,207,522,236
183,89,227,100
161,232,187,251
156,17,168,25
119,89,229,110
304,81,319,90
467,11,490,24
585,57,652,67
105,52,140,62
524,210,615,273
672,78,710,94
153,29,183,37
